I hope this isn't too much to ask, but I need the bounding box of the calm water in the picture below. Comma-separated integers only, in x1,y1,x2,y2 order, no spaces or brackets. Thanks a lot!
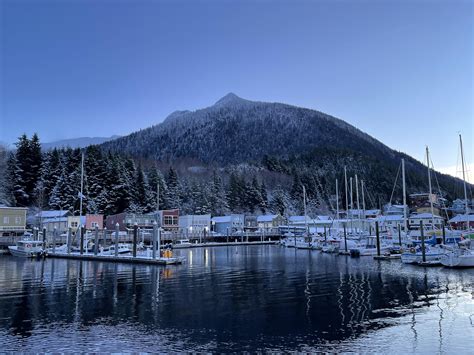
0,245,473,352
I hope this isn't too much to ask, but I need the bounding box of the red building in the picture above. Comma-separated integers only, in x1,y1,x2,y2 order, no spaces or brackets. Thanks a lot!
85,214,104,230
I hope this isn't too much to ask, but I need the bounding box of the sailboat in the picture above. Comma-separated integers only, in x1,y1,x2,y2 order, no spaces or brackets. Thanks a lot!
441,134,474,268
401,146,446,265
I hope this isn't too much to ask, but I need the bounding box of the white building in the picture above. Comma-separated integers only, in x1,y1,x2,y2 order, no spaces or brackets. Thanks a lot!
257,214,285,232
179,214,211,235
211,215,244,235
408,213,444,229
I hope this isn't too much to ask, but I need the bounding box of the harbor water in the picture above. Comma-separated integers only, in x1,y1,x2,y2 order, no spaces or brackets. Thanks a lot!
0,245,473,352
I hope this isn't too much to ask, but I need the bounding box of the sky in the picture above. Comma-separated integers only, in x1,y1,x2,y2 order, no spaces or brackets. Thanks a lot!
1,0,473,181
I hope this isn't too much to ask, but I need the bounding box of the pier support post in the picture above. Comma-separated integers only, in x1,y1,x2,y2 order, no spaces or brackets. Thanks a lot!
67,227,72,254
152,222,157,259
53,227,57,254
115,223,120,257
442,222,446,245
133,223,138,257
226,228,229,243
42,227,46,250
420,221,426,262
375,221,381,257
398,224,402,246
344,223,347,252
94,226,99,255
80,226,84,255
158,227,161,257
324,226,327,242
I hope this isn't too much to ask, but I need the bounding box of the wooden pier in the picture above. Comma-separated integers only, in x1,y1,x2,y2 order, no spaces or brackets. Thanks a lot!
48,252,184,265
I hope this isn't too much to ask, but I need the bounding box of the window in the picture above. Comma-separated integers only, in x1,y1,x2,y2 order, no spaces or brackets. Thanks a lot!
91,222,99,228
15,217,21,224
71,222,78,228
3,217,9,224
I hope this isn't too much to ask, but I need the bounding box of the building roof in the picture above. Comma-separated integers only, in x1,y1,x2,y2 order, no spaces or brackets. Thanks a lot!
212,216,232,223
365,209,381,215
42,217,68,223
376,215,404,222
257,214,278,222
0,206,28,210
409,213,443,219
36,210,70,218
448,214,474,223
289,215,311,223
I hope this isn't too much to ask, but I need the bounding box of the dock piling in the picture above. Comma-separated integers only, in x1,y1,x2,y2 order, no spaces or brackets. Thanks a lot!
94,226,99,255
420,221,426,262
344,224,348,252
398,224,402,246
375,221,381,257
42,227,46,250
115,223,119,257
80,226,84,255
152,222,157,259
53,227,57,254
442,222,446,244
158,227,161,257
133,223,138,258
67,227,72,254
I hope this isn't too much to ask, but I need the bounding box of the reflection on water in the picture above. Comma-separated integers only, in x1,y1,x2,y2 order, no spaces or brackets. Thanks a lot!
0,246,473,352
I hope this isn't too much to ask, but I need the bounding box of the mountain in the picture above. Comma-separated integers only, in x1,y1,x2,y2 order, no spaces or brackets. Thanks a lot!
43,136,120,150
100,93,470,206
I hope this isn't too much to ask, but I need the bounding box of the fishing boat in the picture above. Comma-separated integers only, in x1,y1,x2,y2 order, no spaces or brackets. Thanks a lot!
99,244,131,255
349,236,391,256
400,245,446,264
8,240,44,258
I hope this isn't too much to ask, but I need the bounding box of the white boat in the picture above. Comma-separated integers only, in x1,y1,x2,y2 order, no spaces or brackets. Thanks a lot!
401,245,446,264
8,240,44,258
440,240,474,267
176,239,192,246
350,236,392,256
99,244,131,255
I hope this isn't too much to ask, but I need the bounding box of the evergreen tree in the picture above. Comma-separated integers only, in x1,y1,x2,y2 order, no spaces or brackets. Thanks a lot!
166,166,181,209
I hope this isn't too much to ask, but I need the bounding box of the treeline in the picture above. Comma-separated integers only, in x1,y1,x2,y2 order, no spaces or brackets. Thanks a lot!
2,134,281,216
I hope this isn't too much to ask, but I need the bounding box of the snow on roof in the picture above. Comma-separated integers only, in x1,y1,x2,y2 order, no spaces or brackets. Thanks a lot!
409,213,443,219
42,217,68,223
376,215,404,222
289,216,311,222
365,209,381,215
212,216,232,223
449,214,474,223
0,206,28,210
36,210,70,218
257,214,278,222
316,215,331,220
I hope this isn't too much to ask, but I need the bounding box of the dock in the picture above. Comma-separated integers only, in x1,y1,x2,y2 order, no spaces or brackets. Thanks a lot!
48,252,184,265
172,240,277,249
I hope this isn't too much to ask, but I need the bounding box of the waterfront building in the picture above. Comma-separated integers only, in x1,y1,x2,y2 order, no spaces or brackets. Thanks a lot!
0,206,28,237
211,215,244,235
257,214,285,232
36,210,71,234
408,212,444,230
244,215,258,232
85,214,104,229
383,204,409,216
106,212,156,231
179,214,211,235
448,214,474,229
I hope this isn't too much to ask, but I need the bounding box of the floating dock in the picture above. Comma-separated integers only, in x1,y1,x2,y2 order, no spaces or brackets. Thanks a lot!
172,240,277,249
48,252,184,265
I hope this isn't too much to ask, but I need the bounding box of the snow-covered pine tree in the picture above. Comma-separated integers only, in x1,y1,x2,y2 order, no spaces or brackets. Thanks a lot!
165,166,181,209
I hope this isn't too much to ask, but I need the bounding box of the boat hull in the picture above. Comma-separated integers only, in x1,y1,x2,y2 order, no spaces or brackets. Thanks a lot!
8,246,42,258
441,253,474,268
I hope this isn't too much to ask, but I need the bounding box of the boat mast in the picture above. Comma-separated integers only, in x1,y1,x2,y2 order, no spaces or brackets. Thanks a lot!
350,177,354,233
402,158,408,232
355,174,360,219
426,146,435,226
336,179,339,220
79,151,84,222
459,134,470,229
344,166,348,219
303,185,308,235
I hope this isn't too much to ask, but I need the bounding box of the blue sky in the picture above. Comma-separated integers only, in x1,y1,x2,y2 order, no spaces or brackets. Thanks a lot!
1,0,472,178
